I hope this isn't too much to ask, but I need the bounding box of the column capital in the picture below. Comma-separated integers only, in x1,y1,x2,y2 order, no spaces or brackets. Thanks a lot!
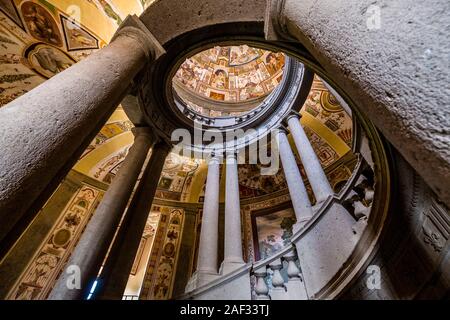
131,126,158,143
111,15,165,60
277,125,289,135
285,110,302,123
208,151,223,163
225,151,239,160
264,0,296,41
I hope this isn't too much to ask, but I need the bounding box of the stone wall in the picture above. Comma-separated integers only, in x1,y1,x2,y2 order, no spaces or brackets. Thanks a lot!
341,149,449,299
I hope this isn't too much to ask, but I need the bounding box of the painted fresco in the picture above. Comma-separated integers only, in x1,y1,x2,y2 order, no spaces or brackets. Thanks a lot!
155,153,201,202
174,45,285,103
90,146,129,182
0,0,25,29
21,1,62,46
303,126,339,167
80,119,133,159
254,208,296,260
303,76,353,147
61,15,99,51
7,185,103,300
238,163,287,198
25,42,75,78
237,150,354,201
130,211,160,275
0,0,105,107
139,206,185,300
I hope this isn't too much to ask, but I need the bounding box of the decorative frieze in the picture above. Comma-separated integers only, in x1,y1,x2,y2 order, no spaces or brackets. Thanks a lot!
8,185,103,300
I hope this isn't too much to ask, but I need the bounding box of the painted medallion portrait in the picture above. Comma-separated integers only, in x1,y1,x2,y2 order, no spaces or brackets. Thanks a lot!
26,43,75,79
21,1,62,47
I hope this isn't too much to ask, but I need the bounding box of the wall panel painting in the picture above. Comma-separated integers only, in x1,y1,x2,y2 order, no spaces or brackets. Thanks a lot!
60,15,99,51
24,42,75,78
7,185,103,300
20,1,62,47
251,205,296,261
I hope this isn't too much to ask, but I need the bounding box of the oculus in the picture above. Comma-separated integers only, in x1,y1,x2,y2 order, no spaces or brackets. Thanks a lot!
173,45,285,118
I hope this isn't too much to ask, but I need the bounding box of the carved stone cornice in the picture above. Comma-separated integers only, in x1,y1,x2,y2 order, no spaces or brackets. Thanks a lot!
264,0,296,41
112,15,165,60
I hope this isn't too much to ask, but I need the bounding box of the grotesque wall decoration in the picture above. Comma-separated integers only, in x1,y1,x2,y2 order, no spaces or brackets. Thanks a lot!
155,153,201,202
7,185,103,300
139,207,185,300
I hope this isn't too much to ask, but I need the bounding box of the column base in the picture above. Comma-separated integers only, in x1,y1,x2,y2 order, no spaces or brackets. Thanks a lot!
293,218,311,234
219,260,246,275
312,195,332,212
313,201,326,212
185,270,219,293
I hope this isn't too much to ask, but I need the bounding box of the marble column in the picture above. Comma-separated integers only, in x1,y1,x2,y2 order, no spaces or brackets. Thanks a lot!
287,113,333,203
0,15,164,251
221,153,245,274
197,154,221,274
48,127,156,300
278,128,313,230
95,141,171,300
186,154,221,291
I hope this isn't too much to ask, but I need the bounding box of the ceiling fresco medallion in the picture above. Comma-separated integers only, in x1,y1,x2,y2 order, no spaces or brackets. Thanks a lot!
20,1,63,47
24,42,75,79
174,45,285,103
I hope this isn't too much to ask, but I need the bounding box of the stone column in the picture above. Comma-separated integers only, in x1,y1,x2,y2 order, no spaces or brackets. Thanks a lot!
286,113,333,203
0,15,164,251
94,141,171,300
186,154,221,291
278,128,313,230
197,154,221,274
221,153,245,274
48,127,156,300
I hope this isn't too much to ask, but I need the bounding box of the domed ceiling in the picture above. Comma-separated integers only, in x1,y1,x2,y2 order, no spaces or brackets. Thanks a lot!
173,45,285,117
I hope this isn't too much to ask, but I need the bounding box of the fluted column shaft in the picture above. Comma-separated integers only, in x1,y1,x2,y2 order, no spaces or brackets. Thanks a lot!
287,114,333,203
48,127,155,300
223,153,244,266
278,129,313,227
95,141,171,300
0,16,161,253
196,155,221,274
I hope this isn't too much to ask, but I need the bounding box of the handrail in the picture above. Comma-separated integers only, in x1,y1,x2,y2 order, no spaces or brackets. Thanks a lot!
336,153,363,202
251,244,296,271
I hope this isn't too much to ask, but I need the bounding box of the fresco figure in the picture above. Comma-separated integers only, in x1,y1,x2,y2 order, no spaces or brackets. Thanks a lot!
22,2,62,46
